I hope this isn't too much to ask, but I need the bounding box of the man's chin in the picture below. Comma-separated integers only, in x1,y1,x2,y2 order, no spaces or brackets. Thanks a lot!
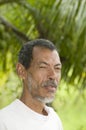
36,96,54,104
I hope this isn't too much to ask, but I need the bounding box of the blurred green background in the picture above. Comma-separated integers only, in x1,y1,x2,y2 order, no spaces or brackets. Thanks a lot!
0,0,86,130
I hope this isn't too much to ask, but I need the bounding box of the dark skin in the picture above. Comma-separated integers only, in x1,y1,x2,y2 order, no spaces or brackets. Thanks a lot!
16,47,62,115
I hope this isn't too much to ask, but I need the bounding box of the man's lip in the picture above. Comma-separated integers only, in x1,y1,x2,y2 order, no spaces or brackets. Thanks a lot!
45,86,56,92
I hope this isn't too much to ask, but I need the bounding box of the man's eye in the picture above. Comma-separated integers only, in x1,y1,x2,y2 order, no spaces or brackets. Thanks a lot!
55,68,61,71
40,66,46,68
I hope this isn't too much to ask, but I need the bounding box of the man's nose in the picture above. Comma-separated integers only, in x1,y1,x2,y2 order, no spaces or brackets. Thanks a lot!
47,68,57,80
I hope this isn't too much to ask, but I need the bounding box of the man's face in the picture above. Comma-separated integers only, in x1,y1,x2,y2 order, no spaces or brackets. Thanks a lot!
26,47,62,103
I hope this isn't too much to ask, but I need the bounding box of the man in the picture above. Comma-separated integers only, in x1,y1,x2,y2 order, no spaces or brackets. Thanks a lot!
0,39,63,130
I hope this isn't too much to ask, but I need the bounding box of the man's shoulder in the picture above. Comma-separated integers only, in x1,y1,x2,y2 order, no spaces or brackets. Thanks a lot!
46,105,62,121
0,99,18,117
46,105,57,114
46,106,63,130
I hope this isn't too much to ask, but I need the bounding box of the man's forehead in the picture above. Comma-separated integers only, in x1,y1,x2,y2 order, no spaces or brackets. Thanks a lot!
32,46,61,64
32,46,58,56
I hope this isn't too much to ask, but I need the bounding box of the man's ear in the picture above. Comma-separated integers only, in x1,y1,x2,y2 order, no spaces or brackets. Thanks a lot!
16,63,27,80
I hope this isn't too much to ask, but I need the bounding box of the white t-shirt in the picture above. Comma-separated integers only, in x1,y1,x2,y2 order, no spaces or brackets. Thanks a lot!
0,99,63,130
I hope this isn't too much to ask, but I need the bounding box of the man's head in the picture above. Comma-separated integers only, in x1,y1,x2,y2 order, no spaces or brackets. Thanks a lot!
18,39,56,69
17,39,62,104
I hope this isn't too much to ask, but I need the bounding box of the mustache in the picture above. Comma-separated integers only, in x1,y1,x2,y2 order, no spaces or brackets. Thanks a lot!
42,80,57,88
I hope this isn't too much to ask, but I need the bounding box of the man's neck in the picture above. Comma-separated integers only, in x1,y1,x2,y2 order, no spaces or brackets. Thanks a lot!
20,91,48,115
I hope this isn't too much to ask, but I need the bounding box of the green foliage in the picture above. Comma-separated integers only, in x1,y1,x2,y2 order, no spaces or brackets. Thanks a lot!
0,0,86,87
52,80,86,130
0,71,22,108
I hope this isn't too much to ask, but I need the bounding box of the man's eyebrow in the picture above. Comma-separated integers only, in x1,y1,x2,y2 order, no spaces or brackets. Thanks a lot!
55,63,62,67
38,61,62,67
38,61,49,65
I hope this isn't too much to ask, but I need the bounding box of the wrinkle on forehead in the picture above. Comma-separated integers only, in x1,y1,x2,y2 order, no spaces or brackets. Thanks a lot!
31,46,61,67
33,46,59,59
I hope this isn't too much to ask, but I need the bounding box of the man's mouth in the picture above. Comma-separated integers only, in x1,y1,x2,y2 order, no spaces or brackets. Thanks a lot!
42,80,57,92
45,85,56,92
